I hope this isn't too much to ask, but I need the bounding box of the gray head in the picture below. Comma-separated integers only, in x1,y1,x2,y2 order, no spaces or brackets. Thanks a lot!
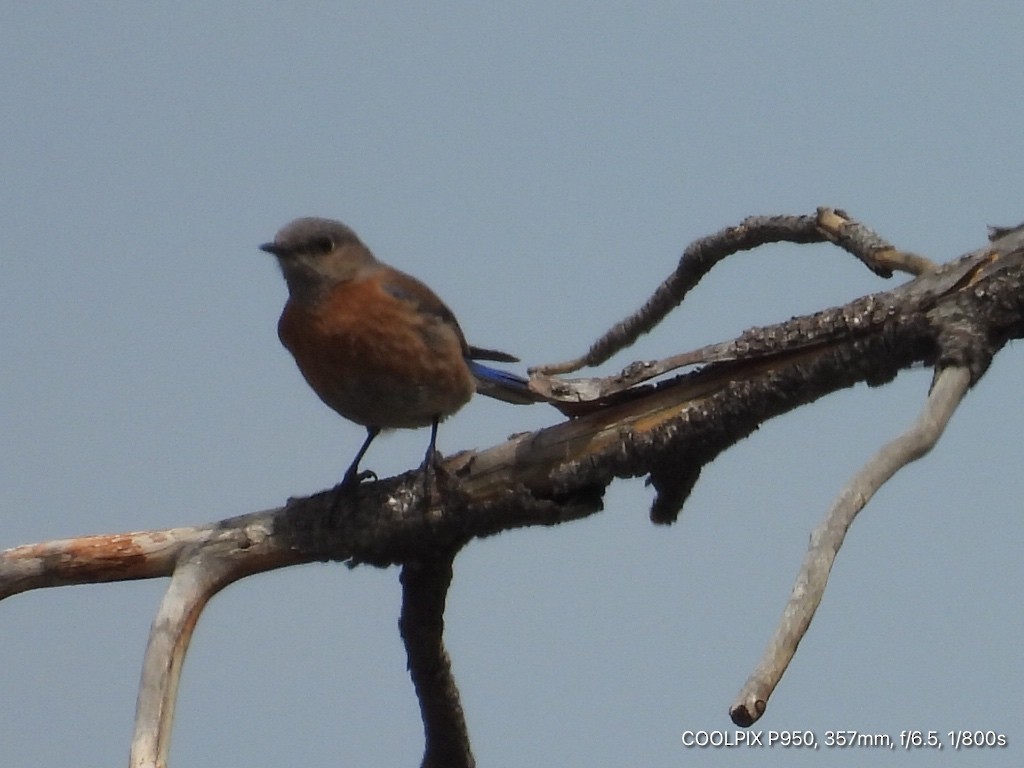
260,217,378,302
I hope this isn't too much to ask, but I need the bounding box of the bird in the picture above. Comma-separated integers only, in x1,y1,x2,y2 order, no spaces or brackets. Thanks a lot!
260,216,538,492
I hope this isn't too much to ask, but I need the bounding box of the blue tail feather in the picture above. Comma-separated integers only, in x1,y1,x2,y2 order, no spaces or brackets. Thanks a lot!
467,360,537,405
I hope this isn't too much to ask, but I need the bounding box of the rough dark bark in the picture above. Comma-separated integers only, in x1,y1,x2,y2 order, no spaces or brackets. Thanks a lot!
3,211,1022,766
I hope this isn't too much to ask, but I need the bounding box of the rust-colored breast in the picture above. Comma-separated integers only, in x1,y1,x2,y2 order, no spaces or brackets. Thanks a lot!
277,277,474,429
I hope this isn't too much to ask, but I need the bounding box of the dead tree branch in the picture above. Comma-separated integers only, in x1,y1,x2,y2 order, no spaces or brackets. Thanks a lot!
400,552,474,768
131,543,250,767
729,364,973,727
3,211,1023,765
531,207,936,377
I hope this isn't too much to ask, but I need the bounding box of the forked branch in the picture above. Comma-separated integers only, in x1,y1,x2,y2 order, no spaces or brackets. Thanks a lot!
2,211,1022,766
531,207,936,377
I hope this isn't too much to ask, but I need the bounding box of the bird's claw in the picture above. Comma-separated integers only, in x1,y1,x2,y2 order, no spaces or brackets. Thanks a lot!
340,468,377,490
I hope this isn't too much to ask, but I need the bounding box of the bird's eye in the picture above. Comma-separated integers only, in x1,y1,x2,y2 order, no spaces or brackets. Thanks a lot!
309,236,334,254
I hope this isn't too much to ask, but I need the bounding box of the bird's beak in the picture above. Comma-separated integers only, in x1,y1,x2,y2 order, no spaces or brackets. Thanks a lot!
259,242,283,257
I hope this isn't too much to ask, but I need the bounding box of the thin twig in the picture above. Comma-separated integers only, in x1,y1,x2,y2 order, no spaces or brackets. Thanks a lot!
532,208,921,376
528,240,977,406
729,365,972,727
815,207,937,276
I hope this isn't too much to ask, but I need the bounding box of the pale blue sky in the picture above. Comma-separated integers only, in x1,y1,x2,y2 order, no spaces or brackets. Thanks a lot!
2,3,1021,766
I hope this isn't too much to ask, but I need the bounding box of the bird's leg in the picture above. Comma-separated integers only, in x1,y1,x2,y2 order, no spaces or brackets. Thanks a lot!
341,426,380,490
419,417,441,500
327,427,379,521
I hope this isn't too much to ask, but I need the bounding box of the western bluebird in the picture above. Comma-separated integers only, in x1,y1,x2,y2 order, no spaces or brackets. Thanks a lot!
260,217,536,490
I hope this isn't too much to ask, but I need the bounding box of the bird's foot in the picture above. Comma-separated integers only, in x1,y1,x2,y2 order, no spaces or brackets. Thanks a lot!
419,450,447,505
328,468,378,520
341,468,378,490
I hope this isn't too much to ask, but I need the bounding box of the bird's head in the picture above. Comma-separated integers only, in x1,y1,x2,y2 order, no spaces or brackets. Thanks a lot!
261,217,377,302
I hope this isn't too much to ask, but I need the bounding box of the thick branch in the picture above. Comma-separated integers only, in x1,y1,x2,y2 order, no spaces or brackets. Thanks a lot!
400,553,474,768
0,511,302,599
3,214,1024,767
130,545,247,768
7,219,1021,592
